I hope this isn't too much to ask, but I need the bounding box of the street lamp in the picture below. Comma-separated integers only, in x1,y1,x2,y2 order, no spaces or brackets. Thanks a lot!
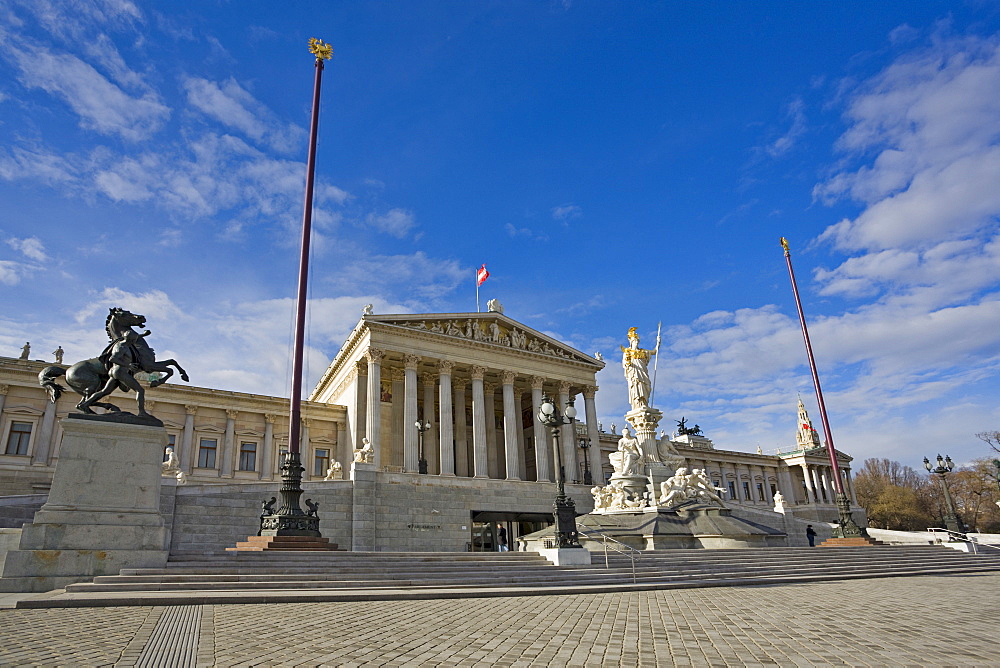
537,395,581,548
415,419,431,474
923,454,964,534
579,437,593,486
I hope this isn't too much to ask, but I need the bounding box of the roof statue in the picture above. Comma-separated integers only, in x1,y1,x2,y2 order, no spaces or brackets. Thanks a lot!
37,307,189,425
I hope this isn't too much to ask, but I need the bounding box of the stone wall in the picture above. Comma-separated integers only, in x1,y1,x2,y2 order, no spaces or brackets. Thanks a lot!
167,471,595,554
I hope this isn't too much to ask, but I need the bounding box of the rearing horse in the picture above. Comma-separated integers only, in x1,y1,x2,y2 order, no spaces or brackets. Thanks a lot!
38,307,189,417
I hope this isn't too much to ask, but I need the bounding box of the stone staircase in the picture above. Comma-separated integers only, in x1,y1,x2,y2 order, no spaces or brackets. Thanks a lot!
18,544,1000,608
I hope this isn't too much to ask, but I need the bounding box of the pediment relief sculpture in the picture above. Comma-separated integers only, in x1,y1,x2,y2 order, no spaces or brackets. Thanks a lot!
389,317,590,363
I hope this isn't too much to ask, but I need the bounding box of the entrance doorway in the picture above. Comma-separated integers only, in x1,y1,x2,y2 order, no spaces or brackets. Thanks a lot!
469,511,552,552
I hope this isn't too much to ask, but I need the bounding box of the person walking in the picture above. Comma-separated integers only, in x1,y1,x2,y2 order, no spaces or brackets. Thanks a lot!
497,525,508,552
806,524,817,547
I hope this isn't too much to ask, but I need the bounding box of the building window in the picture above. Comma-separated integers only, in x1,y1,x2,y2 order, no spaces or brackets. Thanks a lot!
727,481,736,500
770,483,777,497
278,445,288,468
5,421,32,455
756,482,765,501
239,442,257,471
742,481,751,500
197,438,217,468
314,448,330,477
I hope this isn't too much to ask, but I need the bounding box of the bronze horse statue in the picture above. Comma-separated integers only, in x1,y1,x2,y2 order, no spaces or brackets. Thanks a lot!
38,307,189,418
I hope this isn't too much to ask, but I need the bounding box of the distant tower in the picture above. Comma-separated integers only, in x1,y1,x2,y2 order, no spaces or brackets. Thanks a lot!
795,398,821,449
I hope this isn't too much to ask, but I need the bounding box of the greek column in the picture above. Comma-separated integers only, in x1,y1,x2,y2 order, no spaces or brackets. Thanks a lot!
180,405,197,473
453,379,469,477
352,361,368,453
801,463,817,503
557,382,577,482
485,382,500,478
300,417,311,471
390,368,405,468
583,386,602,485
437,360,455,476
364,348,385,467
811,466,825,503
819,467,833,504
220,409,238,476
262,413,276,480
844,468,858,505
421,374,438,474
470,365,488,478
501,371,520,480
403,354,420,473
0,385,8,422
31,398,57,467
530,376,551,481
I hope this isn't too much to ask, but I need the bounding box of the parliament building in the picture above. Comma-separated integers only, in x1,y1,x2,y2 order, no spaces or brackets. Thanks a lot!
0,309,862,553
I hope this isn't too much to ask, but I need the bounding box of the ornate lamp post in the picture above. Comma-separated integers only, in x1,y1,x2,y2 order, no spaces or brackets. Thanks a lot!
579,436,593,486
924,454,964,533
537,395,582,548
415,419,431,475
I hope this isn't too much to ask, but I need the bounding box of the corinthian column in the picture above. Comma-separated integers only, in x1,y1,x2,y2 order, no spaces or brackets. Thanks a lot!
421,374,438,474
403,354,420,472
485,382,499,478
501,370,520,480
470,365,488,478
558,381,577,483
453,379,469,477
530,376,551,481
437,360,455,476
365,348,385,467
583,385,602,484
221,409,238,477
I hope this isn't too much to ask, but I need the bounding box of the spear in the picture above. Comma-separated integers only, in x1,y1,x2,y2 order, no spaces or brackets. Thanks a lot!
650,321,662,406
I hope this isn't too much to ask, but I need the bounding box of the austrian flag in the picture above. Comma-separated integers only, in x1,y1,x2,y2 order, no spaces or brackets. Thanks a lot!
477,264,490,286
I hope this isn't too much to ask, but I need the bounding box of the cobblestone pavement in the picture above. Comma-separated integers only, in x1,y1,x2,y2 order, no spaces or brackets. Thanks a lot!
0,574,997,667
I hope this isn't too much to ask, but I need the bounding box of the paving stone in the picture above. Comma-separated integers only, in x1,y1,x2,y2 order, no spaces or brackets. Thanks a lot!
0,575,998,666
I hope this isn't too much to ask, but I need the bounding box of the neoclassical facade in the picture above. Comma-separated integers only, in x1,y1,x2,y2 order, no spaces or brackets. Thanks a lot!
1,311,861,549
309,312,605,484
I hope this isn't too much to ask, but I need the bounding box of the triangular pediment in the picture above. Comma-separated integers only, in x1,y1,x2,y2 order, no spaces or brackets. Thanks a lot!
364,312,603,367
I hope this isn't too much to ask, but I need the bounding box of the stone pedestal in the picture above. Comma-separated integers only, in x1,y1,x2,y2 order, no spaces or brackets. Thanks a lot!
0,418,170,592
538,546,592,566
625,407,663,464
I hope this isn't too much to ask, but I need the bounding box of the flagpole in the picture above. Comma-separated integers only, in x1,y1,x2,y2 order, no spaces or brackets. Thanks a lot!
781,237,867,539
261,38,332,539
476,269,480,313
650,321,662,405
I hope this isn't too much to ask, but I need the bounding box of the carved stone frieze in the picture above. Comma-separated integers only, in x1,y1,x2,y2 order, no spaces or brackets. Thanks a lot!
389,317,589,363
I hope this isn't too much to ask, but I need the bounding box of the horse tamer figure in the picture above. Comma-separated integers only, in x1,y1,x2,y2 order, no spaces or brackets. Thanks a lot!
38,307,189,421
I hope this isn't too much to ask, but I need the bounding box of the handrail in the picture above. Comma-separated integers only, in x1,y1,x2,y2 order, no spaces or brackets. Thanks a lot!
927,527,1000,554
578,529,641,583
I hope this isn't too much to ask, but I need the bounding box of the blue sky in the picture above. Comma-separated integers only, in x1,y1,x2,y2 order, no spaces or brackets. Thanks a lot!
1,1,999,469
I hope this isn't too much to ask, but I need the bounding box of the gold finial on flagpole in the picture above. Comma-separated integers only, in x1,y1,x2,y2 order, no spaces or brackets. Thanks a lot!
308,37,333,61
780,237,790,255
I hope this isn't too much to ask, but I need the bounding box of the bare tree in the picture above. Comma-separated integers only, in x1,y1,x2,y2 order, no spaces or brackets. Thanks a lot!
975,431,1000,454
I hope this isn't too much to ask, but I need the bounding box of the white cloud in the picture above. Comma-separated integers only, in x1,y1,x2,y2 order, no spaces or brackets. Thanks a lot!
815,33,1000,253
764,96,807,157
6,44,169,141
365,208,416,238
551,204,582,221
6,236,48,261
182,76,304,153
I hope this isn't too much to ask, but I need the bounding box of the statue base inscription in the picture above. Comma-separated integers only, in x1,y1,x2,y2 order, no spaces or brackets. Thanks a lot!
0,419,170,592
